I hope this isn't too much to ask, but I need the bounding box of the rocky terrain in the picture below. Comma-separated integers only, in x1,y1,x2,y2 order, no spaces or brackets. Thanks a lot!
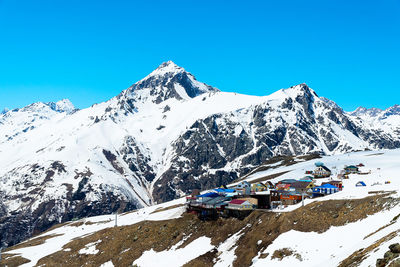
0,61,399,248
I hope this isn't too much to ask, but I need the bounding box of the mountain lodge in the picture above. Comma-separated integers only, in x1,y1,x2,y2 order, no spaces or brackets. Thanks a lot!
313,162,332,178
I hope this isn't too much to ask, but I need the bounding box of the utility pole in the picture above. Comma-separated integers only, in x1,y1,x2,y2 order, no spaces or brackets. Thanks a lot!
302,191,304,207
114,212,118,227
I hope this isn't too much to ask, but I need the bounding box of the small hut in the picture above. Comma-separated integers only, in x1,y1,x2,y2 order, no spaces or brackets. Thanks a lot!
345,165,360,174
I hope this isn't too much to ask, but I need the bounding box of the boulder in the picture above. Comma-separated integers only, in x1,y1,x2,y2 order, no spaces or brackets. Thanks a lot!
389,243,400,254
385,251,397,261
389,258,400,267
377,258,388,267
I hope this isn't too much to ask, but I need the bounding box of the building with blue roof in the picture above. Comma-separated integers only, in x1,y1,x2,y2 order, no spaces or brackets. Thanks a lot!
196,192,219,201
312,183,338,197
213,188,236,194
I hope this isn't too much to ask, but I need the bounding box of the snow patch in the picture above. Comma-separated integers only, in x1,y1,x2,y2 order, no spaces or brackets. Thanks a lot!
132,236,214,267
78,240,101,255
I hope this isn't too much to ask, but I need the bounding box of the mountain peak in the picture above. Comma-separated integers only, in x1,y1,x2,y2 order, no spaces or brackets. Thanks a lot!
21,99,76,114
350,106,383,117
157,60,180,69
277,83,318,100
123,61,219,104
288,83,315,94
1,107,9,114
53,99,76,113
148,61,185,78
382,104,400,117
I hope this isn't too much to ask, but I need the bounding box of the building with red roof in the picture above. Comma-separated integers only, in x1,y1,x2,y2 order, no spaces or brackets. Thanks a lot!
227,199,254,210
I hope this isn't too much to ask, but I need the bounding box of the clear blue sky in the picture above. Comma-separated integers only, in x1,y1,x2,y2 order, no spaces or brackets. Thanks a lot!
0,0,399,111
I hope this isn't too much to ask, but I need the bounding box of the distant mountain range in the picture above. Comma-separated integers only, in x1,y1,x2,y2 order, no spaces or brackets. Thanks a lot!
1,61,399,247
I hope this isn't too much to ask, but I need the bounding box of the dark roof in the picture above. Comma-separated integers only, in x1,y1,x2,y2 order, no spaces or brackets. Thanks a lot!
203,197,229,205
280,191,302,196
290,181,311,189
280,179,298,184
345,165,359,169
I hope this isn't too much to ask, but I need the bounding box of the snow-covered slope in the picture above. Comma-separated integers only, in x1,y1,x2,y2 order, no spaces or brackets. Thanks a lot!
348,105,400,143
3,149,400,267
0,61,399,248
0,99,76,144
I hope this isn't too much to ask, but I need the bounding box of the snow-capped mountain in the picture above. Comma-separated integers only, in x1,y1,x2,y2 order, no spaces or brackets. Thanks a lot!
350,106,384,117
0,61,399,247
349,105,400,120
0,99,76,145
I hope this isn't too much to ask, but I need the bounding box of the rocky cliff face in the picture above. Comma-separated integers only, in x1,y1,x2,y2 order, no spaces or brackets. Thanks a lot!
0,61,399,247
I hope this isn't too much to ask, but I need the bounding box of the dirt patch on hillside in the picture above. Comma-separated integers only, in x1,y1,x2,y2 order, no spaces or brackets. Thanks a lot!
365,152,384,157
9,193,398,267
4,233,63,251
364,222,396,240
0,253,31,267
271,248,302,261
150,204,184,214
182,249,219,267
